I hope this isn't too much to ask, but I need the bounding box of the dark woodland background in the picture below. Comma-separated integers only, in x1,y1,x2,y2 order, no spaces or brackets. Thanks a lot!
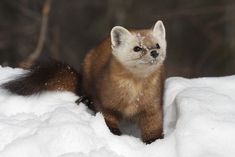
0,0,235,77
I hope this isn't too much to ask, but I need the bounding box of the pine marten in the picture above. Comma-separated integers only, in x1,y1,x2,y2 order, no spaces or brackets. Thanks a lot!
2,20,167,144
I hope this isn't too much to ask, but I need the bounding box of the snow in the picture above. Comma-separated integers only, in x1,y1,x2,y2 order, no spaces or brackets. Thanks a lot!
0,65,235,157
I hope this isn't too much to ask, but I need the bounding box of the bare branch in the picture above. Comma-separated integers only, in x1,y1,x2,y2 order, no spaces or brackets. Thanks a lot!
20,0,53,69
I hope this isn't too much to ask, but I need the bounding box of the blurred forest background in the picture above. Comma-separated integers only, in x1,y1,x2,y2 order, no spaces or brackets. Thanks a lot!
0,0,235,77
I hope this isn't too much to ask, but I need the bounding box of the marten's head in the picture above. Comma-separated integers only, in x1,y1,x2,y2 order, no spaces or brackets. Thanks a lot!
111,20,166,76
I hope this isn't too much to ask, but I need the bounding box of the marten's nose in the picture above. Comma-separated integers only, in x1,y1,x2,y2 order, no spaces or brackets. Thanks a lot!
150,50,159,58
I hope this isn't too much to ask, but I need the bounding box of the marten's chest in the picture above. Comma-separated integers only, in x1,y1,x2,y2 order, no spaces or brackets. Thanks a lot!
100,76,159,118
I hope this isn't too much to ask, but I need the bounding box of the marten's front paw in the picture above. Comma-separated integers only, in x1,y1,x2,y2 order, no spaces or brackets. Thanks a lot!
108,126,122,136
143,134,163,144
143,137,157,144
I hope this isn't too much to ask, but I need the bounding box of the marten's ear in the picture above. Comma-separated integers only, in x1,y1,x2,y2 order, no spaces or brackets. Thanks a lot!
111,26,132,48
153,20,166,39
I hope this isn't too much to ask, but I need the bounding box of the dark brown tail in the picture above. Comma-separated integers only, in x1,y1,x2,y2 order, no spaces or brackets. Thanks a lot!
1,59,82,96
1,59,96,111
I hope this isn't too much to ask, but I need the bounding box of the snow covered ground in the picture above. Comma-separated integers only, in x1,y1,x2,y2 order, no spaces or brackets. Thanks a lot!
0,66,235,157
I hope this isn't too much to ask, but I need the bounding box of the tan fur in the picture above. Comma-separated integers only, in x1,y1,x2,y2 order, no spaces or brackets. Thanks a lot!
82,28,165,143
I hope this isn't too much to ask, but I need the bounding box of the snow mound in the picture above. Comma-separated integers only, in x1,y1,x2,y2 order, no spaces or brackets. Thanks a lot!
0,65,235,157
164,76,235,157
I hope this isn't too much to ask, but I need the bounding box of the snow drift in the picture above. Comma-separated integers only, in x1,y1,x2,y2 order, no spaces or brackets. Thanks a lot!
0,65,235,157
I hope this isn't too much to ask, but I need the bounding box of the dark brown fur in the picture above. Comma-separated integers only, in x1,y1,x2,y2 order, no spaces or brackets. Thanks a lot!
2,60,81,96
82,36,165,144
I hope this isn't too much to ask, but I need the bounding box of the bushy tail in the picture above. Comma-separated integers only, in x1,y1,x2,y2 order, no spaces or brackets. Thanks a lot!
2,59,82,96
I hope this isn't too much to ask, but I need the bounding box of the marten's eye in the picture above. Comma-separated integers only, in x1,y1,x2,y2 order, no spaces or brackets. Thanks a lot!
133,46,142,52
156,43,160,49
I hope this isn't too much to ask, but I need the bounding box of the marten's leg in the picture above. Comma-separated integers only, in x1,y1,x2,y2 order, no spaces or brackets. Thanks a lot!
138,111,163,144
102,110,122,136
